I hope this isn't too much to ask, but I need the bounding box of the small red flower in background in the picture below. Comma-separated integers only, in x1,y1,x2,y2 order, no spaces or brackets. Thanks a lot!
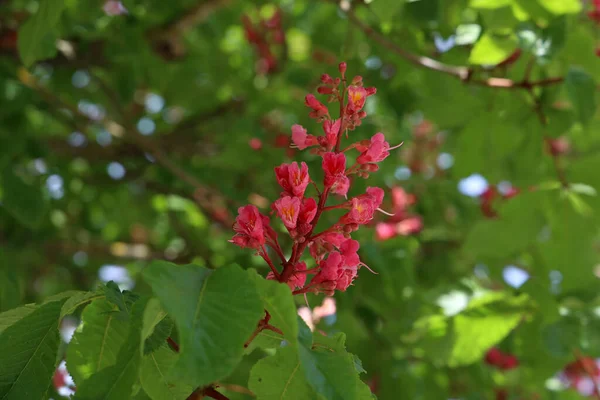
485,347,520,371
53,361,76,397
479,184,521,219
375,187,422,240
559,356,600,397
589,0,600,24
249,137,262,150
242,7,286,75
231,62,405,295
103,1,127,16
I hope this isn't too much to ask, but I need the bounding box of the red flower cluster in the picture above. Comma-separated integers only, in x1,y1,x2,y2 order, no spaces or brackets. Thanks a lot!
480,185,520,218
242,8,285,75
375,187,422,240
589,0,600,24
231,62,401,295
485,347,519,371
559,357,600,397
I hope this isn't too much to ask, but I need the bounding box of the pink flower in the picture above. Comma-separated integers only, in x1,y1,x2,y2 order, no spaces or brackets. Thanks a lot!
322,119,341,149
340,187,384,225
322,152,347,196
289,261,307,289
273,196,301,229
231,205,266,249
335,269,357,291
339,239,360,268
299,197,317,225
103,0,127,15
316,252,343,282
346,86,367,114
305,94,328,119
274,161,310,197
291,124,318,150
356,133,391,164
375,222,396,241
396,217,423,236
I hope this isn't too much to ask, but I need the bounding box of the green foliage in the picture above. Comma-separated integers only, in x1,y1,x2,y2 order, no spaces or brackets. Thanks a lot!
17,0,65,67
143,262,263,387
1,0,600,398
0,298,65,400
1,167,48,229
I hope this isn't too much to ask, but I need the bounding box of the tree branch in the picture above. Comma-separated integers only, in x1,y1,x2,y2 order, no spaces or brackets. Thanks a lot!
344,6,564,90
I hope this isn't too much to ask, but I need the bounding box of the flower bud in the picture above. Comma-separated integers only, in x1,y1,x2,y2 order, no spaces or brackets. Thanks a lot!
317,86,334,95
352,75,363,85
339,62,347,76
321,74,334,84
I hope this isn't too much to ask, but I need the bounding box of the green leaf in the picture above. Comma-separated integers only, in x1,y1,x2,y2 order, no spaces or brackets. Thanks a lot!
17,0,65,67
569,183,597,197
463,191,546,258
60,291,103,319
248,270,298,346
74,298,147,400
142,298,173,355
370,0,404,24
249,345,317,400
140,346,193,400
66,299,131,385
142,262,263,387
470,0,512,8
538,0,581,14
413,293,528,366
0,304,37,335
565,67,597,125
0,267,20,312
1,167,48,229
298,332,373,400
469,33,518,65
0,299,65,400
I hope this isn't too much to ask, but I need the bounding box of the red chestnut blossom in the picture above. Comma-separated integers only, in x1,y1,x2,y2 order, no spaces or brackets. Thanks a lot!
322,119,341,149
589,0,600,23
322,152,349,196
275,161,310,197
375,187,422,240
485,347,519,371
242,8,286,75
231,205,268,249
231,62,405,296
291,124,318,150
299,198,317,225
340,187,385,226
273,196,301,230
356,132,400,164
559,356,600,397
305,94,329,119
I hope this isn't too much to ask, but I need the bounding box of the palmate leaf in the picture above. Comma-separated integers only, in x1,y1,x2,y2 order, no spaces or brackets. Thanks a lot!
73,297,148,400
140,346,193,400
248,270,298,346
249,345,317,400
66,298,131,385
17,0,65,67
0,304,37,335
249,319,372,400
0,298,65,400
142,298,173,355
142,262,263,387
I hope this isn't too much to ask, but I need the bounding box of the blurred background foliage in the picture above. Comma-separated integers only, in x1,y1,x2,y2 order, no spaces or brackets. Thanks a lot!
2,0,600,398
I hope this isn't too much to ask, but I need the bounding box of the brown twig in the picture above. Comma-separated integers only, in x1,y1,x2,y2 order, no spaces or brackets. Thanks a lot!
216,384,255,398
243,310,283,348
166,336,180,352
344,6,564,90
